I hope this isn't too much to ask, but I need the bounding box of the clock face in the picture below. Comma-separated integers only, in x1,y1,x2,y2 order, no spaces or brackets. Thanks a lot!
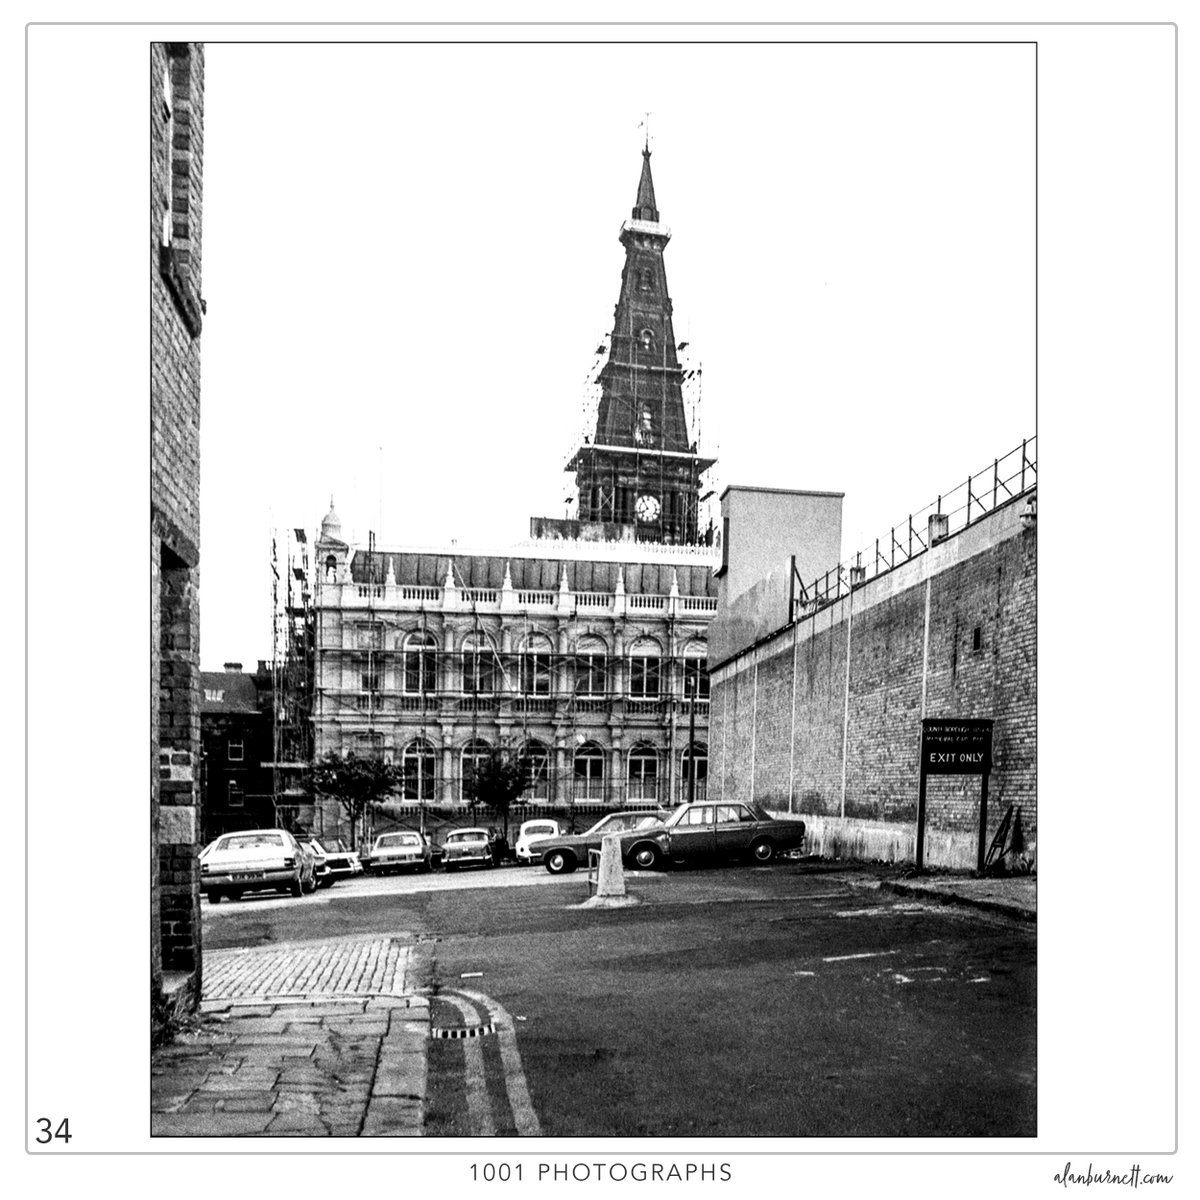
635,494,661,523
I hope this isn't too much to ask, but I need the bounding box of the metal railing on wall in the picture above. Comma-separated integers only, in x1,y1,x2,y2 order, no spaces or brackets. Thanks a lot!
792,437,1036,619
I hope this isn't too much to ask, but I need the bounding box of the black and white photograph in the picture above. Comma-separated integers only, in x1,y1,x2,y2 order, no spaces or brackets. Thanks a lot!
23,12,1183,1193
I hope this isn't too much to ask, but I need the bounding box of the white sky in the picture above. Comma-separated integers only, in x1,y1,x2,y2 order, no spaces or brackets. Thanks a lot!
199,41,1035,669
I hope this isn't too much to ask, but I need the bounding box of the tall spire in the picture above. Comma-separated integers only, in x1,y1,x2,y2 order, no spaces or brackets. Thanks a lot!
632,147,659,223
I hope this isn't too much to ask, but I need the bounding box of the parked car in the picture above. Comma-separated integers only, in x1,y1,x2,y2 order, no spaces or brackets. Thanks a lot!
313,838,363,881
366,831,433,875
442,827,494,871
514,819,562,865
623,801,807,870
532,809,671,875
302,838,331,889
201,829,317,901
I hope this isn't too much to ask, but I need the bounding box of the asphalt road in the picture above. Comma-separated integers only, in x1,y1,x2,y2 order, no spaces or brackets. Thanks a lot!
202,860,1036,1138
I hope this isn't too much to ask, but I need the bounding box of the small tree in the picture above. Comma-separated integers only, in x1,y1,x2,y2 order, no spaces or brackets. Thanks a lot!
462,747,533,842
309,751,405,850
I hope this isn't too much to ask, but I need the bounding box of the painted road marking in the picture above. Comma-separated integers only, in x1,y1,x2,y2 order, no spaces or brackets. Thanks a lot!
457,988,543,1137
438,993,496,1137
822,950,900,963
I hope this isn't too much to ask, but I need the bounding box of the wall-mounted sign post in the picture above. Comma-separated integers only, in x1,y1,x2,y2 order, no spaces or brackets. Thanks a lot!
916,718,994,873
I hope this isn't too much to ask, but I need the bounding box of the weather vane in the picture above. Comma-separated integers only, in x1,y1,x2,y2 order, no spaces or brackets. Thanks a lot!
640,111,651,152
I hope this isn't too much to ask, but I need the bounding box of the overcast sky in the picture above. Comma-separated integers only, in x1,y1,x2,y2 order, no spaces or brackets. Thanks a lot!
199,42,1035,669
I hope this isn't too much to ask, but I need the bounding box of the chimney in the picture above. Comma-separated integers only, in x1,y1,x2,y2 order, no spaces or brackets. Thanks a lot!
223,661,243,672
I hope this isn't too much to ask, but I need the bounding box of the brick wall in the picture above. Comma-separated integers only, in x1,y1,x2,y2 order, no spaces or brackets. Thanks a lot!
710,494,1036,869
151,42,205,1033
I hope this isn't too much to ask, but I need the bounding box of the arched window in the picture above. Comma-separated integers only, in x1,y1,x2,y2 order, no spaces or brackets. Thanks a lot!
680,742,708,802
640,327,656,353
573,741,605,803
628,744,660,803
461,632,499,694
460,738,492,803
402,738,436,801
403,631,437,694
522,739,551,801
682,640,710,700
629,638,662,699
325,554,337,581
638,267,655,293
520,633,553,696
574,635,607,698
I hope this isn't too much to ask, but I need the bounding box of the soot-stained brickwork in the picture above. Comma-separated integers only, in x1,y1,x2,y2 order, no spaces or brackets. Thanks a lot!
152,41,205,1036
710,491,1036,869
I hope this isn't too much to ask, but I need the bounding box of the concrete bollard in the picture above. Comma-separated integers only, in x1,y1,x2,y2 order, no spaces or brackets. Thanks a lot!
595,833,627,897
575,833,642,909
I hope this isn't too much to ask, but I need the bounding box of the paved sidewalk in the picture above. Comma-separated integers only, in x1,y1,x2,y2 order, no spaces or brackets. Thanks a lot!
152,937,429,1137
881,874,1036,921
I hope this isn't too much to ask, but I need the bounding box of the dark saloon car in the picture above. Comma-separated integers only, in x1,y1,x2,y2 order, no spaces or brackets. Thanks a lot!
533,809,672,875
622,801,806,870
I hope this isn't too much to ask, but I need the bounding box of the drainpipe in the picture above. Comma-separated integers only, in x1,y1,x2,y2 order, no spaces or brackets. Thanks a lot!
839,591,854,820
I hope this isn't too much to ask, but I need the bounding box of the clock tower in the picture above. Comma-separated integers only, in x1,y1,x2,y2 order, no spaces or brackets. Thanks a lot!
565,145,715,545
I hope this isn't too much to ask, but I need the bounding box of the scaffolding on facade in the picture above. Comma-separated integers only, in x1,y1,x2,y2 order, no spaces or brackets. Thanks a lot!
269,526,316,833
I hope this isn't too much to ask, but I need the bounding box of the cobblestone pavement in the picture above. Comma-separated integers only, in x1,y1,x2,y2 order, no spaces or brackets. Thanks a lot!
203,936,411,1001
152,937,429,1137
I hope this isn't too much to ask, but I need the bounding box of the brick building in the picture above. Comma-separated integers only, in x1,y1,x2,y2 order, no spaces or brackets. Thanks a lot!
708,449,1037,870
306,147,719,844
200,663,276,840
151,41,206,1035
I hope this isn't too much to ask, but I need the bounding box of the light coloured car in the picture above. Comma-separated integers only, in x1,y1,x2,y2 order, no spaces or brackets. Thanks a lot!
532,810,671,875
314,838,363,881
201,829,317,902
366,831,433,875
514,819,563,865
442,827,494,871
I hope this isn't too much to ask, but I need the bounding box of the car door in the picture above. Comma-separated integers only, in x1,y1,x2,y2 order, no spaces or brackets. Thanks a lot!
665,804,716,860
714,804,760,858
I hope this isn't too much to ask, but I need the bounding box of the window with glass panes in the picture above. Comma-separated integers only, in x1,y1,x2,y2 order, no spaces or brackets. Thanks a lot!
573,743,604,801
523,741,551,799
680,743,708,801
629,641,661,698
683,655,710,699
461,738,491,799
402,739,436,801
521,635,552,695
628,745,659,801
403,632,437,693
462,634,499,694
574,639,607,697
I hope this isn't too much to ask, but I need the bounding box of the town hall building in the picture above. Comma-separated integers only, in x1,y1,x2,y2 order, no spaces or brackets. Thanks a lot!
304,147,720,842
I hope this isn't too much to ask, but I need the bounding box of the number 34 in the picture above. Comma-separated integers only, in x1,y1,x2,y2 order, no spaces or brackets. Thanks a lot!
35,1117,71,1145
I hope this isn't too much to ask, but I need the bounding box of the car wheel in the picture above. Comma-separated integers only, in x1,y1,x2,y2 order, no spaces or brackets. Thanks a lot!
207,890,222,904
751,838,776,863
544,850,576,875
303,873,319,894
630,843,661,870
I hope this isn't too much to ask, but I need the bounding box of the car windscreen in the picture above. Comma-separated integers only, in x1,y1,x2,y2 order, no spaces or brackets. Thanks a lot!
377,834,421,847
446,832,485,843
218,833,286,851
524,825,557,837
